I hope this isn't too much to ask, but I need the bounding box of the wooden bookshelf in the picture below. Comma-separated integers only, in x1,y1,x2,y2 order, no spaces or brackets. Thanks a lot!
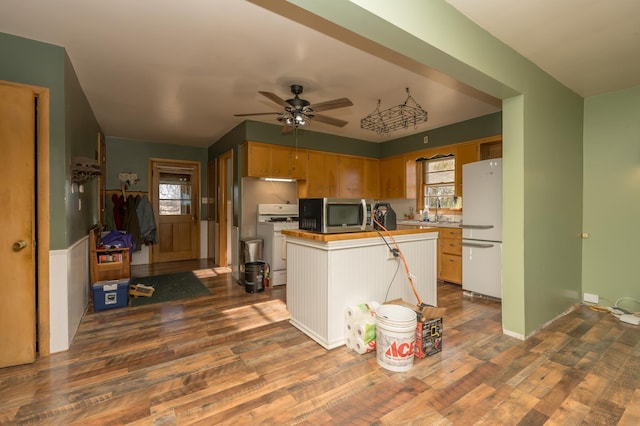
89,226,131,284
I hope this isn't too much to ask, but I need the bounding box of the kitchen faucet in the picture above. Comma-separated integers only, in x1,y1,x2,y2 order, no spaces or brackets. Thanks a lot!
433,196,441,222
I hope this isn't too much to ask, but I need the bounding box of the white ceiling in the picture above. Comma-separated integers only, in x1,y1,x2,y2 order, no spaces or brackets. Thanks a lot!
1,1,638,148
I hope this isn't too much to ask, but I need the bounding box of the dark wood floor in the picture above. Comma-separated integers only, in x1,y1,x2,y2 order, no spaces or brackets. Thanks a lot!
1,260,639,425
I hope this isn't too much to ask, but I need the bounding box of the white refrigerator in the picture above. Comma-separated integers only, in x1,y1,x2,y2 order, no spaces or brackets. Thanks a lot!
461,158,502,299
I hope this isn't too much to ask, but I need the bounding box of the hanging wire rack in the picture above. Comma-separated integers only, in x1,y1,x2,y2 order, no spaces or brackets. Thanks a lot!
360,88,428,136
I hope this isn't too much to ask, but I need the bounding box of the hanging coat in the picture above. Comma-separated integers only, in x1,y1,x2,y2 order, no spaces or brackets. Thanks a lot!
123,195,142,251
136,195,158,244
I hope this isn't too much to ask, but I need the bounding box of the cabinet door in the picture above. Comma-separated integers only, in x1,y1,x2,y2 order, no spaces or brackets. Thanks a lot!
290,148,307,180
270,145,291,177
338,156,364,198
455,142,479,197
380,156,405,199
440,253,462,284
325,153,339,197
306,150,327,197
404,154,417,200
363,157,380,199
480,140,502,160
246,143,270,177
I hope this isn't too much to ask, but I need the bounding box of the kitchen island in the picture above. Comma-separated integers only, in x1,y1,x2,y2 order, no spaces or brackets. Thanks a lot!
282,228,439,349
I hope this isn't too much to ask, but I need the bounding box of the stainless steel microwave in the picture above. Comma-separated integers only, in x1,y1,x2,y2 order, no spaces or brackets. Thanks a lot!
298,198,374,233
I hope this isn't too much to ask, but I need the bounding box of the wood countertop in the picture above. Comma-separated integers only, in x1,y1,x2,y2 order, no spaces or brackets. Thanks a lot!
282,227,439,242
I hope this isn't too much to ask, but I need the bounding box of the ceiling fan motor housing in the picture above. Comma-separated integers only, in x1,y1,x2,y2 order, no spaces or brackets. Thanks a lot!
287,85,310,110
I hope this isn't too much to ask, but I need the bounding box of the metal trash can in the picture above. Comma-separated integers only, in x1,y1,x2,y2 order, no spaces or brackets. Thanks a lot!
244,261,266,293
239,238,263,285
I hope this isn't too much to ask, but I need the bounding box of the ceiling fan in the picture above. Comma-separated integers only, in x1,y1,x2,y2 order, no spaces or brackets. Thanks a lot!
234,84,353,128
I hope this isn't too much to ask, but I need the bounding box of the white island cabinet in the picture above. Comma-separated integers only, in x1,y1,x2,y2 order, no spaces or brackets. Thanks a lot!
282,228,439,349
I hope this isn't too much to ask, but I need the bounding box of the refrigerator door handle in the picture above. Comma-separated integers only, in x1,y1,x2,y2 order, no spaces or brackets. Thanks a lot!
460,224,494,229
462,241,495,248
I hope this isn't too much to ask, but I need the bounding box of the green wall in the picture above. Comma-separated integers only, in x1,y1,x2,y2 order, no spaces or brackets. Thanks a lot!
289,0,584,336
583,86,640,307
0,32,100,249
107,137,209,217
64,52,103,244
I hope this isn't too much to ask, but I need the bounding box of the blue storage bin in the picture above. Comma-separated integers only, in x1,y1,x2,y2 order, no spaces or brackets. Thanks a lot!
92,278,130,311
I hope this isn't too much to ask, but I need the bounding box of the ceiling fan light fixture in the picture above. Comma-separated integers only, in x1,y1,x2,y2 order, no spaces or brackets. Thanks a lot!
235,84,351,129
279,110,309,128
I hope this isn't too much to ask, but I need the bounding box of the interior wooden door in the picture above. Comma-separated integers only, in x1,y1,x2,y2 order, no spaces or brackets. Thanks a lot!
207,158,217,263
0,83,37,367
217,150,233,267
151,159,200,263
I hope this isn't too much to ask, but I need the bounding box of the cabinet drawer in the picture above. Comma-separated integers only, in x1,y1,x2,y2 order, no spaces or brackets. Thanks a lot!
441,239,462,256
439,228,461,238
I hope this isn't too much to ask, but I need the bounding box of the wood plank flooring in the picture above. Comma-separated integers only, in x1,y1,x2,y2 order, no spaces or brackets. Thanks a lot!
1,259,639,425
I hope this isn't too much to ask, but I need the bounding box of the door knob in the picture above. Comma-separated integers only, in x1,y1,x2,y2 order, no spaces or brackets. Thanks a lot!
13,240,27,251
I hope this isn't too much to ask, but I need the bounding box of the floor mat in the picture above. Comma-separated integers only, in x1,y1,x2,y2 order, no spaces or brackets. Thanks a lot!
129,271,210,307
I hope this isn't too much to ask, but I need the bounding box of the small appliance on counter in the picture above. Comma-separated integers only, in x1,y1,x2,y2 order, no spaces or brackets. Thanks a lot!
373,202,397,230
298,198,374,233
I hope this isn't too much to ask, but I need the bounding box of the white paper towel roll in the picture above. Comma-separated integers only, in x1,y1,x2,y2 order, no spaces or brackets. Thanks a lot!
344,330,357,350
353,335,376,354
356,321,376,343
345,301,380,321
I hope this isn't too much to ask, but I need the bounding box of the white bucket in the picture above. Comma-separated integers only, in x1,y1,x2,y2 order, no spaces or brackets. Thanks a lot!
376,304,417,372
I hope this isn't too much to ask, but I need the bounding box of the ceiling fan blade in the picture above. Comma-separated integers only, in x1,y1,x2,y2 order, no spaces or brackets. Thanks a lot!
313,114,349,127
259,91,289,108
234,112,282,117
309,97,353,112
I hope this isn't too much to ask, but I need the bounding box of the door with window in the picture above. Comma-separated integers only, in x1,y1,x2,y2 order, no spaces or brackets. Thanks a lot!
151,159,200,263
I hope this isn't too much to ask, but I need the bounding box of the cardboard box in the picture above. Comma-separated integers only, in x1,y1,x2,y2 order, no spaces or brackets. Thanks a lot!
92,278,130,311
415,317,443,358
385,299,445,358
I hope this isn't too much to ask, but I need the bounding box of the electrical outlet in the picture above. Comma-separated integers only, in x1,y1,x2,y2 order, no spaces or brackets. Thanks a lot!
583,293,599,304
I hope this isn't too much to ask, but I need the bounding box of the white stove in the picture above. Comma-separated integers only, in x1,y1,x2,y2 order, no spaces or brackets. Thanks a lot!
257,204,299,286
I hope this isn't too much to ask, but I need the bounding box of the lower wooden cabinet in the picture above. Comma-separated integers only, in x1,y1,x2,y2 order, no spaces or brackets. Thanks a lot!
438,228,462,284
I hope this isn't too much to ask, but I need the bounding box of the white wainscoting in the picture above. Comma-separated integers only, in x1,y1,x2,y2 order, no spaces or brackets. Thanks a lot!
49,235,90,353
286,232,438,349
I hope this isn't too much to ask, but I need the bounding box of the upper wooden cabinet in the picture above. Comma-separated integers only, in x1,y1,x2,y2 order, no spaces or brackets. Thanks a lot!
243,136,500,200
337,156,364,198
290,148,308,180
269,144,292,178
379,154,416,199
454,142,480,197
480,138,502,160
303,151,339,198
363,157,380,199
300,151,377,199
243,141,308,179
379,155,404,199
